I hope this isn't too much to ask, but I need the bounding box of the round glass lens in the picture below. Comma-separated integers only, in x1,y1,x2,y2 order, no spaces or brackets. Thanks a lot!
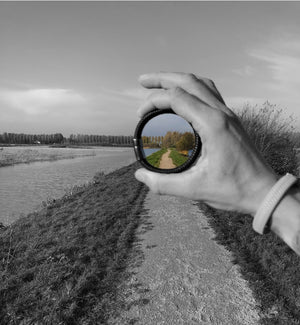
141,113,196,170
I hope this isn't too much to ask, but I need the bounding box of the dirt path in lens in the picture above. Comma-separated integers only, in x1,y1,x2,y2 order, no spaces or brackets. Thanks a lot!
159,149,176,169
111,193,260,324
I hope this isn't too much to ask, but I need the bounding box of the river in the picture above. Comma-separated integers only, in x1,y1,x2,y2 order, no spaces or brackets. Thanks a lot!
0,146,135,225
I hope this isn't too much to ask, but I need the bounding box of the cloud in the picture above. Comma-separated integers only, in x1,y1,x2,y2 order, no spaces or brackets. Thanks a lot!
157,35,168,49
0,87,91,134
249,37,300,93
0,85,149,135
93,87,150,103
231,35,300,129
232,65,255,77
118,87,151,101
0,88,86,115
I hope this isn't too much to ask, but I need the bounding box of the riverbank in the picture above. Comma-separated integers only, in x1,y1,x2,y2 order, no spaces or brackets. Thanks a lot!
0,147,96,167
0,163,148,324
1,150,299,323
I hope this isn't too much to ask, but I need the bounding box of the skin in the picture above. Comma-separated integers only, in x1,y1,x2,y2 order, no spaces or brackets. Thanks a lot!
135,72,278,214
135,72,300,255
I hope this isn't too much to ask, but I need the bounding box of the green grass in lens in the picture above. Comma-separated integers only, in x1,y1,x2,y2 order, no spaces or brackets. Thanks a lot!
145,148,167,167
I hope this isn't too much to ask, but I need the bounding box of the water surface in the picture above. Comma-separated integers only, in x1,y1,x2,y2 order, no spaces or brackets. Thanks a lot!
144,148,161,157
0,146,135,224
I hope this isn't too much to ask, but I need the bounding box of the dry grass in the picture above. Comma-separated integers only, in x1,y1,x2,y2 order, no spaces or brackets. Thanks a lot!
0,148,96,167
0,163,148,324
238,102,298,175
198,102,300,324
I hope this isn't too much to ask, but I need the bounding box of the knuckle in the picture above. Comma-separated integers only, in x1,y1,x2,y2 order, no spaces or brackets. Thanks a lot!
202,78,215,89
169,88,180,108
209,80,216,88
184,73,198,84
206,78,214,85
170,86,183,98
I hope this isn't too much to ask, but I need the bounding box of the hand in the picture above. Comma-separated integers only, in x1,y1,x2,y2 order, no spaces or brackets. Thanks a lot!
135,72,278,215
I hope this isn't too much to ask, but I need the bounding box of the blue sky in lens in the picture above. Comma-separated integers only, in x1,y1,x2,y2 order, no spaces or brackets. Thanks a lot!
1,2,300,135
141,114,193,137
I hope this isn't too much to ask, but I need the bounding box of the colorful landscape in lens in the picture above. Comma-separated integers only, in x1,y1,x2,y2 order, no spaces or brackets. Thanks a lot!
141,113,196,169
142,131,195,169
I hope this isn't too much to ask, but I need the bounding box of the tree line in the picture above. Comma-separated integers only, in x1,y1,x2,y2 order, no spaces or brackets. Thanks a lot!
142,131,195,151
68,134,133,146
0,132,134,146
0,133,64,145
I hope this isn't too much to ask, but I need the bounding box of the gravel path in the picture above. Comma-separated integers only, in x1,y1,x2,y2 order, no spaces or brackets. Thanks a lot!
112,192,260,324
159,149,176,169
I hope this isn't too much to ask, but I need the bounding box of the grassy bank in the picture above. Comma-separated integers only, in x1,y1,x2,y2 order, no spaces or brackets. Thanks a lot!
198,103,300,324
169,149,189,166
0,163,148,324
146,148,167,167
0,148,96,167
146,148,188,168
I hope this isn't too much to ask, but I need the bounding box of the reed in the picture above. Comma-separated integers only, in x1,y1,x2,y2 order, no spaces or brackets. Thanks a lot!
0,148,96,167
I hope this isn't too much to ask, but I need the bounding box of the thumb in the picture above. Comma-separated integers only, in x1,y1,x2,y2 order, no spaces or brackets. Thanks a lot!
135,168,187,196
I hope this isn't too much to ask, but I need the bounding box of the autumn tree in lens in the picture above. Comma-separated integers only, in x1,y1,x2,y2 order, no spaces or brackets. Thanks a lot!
176,132,195,151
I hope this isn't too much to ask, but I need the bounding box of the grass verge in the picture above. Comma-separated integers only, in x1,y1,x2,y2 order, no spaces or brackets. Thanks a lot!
197,103,300,324
169,149,189,166
0,162,148,324
0,148,96,167
145,148,167,167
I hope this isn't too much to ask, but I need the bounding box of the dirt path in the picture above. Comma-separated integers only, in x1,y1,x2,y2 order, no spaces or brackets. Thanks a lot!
112,192,260,324
159,149,176,169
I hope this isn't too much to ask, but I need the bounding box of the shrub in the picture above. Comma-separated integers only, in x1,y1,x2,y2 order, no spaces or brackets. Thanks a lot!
236,101,298,176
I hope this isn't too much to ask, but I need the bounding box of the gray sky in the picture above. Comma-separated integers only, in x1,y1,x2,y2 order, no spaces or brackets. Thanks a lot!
1,1,300,136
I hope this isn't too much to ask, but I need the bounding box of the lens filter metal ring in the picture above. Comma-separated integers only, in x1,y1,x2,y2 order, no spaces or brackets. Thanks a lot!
133,108,201,174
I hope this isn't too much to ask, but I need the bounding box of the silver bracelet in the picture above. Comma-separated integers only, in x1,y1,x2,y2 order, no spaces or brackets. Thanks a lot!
253,173,298,235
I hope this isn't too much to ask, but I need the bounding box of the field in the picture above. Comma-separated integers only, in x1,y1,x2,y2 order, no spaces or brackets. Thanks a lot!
0,163,148,324
0,147,96,167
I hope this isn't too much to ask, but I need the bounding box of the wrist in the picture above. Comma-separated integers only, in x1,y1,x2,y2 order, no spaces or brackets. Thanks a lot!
252,173,298,234
270,184,300,254
241,170,278,215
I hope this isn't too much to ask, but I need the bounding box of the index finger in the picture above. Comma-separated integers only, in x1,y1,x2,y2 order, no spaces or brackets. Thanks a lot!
139,72,227,109
138,87,210,134
139,72,196,90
